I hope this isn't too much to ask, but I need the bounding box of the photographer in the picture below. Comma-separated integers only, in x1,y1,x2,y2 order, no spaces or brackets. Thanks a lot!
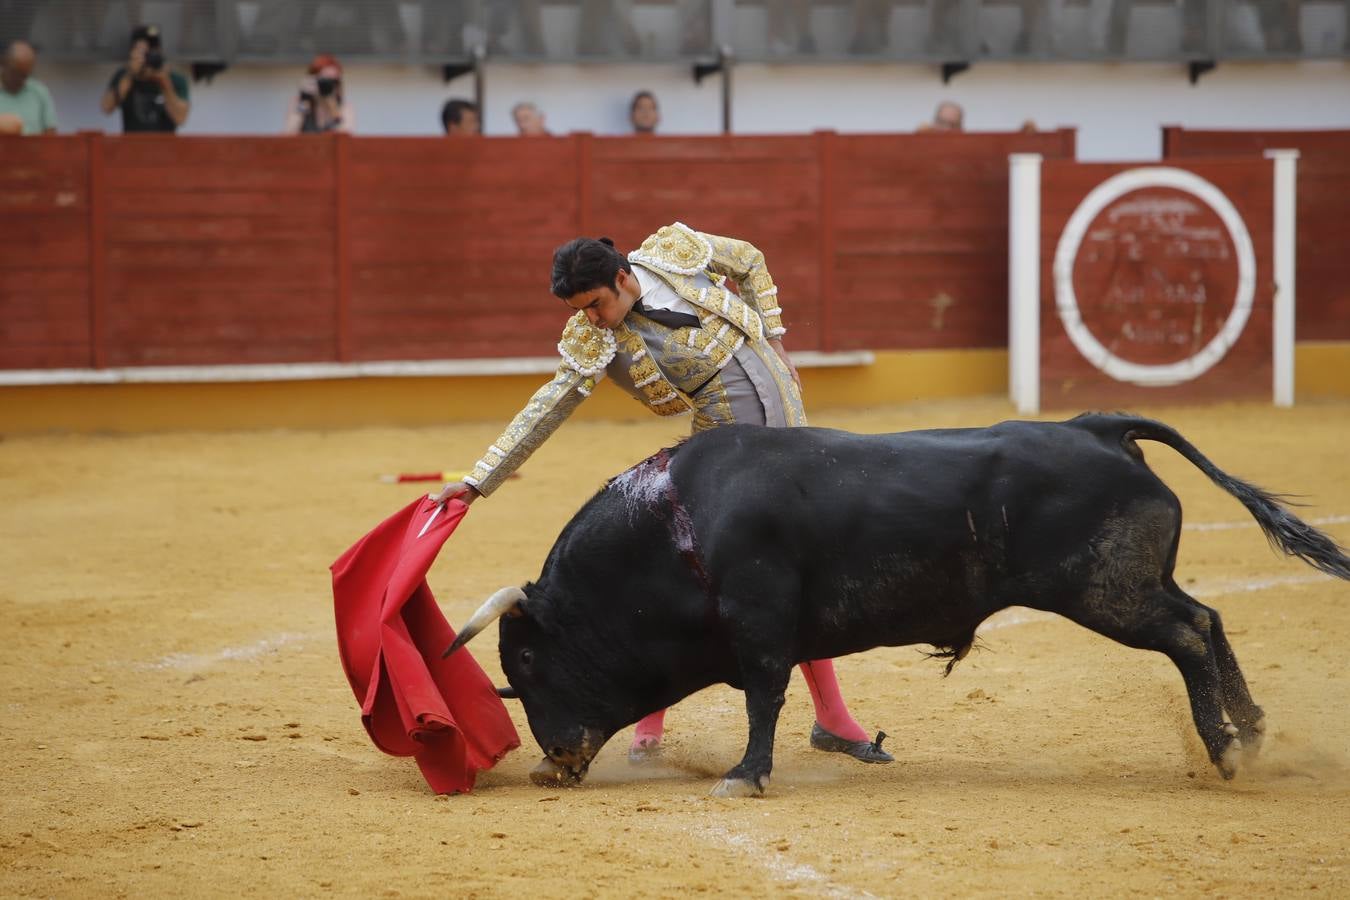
100,25,190,133
284,55,355,135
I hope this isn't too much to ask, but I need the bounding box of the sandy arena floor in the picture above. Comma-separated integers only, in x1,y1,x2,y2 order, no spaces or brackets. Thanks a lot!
2,396,1348,898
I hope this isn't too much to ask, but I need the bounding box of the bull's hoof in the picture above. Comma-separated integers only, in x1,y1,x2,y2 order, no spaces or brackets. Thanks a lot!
1240,716,1267,760
810,724,894,764
710,775,767,798
1215,724,1243,781
530,757,584,788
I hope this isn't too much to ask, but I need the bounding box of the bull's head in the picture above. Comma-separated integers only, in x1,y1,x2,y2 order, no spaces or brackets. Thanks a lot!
445,584,631,787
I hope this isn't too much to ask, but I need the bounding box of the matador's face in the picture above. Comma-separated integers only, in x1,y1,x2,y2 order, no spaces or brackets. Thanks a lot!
561,269,640,330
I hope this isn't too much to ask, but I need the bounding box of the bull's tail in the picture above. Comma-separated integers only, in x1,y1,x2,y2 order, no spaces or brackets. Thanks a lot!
1086,414,1350,580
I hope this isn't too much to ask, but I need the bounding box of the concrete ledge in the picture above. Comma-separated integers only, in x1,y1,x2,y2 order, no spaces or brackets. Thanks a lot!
5,343,1343,435
0,350,876,387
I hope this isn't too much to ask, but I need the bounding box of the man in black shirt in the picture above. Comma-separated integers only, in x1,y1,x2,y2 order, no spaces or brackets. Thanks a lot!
100,25,190,133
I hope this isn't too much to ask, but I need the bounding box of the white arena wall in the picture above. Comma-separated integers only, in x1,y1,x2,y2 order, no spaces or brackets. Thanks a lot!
33,59,1350,160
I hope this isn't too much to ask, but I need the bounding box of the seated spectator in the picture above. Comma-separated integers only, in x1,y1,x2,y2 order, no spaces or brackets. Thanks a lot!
512,101,550,136
919,100,964,132
630,90,659,134
100,24,190,133
285,54,355,134
441,98,480,136
0,40,56,135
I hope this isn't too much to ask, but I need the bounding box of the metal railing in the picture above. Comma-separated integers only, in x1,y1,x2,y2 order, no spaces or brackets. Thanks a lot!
2,0,1345,65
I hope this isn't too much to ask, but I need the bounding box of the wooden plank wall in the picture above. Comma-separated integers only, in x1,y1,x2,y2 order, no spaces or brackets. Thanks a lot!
0,137,91,368
98,136,340,366
588,135,827,349
1,130,1073,371
1162,127,1350,342
830,129,1076,351
1038,158,1275,406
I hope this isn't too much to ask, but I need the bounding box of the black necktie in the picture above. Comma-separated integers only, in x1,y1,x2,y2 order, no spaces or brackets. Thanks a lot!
634,299,700,330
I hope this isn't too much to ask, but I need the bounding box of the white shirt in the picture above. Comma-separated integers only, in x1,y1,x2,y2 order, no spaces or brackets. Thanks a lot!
633,263,701,318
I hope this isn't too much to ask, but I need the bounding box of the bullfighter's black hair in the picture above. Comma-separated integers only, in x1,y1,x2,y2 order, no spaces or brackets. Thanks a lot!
551,237,633,300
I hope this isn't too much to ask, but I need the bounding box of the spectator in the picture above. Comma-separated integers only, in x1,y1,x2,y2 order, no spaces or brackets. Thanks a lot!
0,40,56,135
285,54,355,134
629,90,659,134
511,101,550,136
441,98,480,136
100,24,190,133
921,100,964,132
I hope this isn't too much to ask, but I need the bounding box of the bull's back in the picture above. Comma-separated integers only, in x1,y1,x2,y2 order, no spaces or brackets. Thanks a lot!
664,420,1174,656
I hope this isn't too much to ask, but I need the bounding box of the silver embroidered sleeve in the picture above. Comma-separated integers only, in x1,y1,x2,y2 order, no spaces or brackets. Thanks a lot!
701,232,787,338
465,365,590,496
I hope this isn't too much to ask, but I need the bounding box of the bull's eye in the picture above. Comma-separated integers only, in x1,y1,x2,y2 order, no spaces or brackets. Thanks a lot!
520,648,534,668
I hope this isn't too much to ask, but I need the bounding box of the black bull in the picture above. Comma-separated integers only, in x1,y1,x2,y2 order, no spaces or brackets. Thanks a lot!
446,414,1350,796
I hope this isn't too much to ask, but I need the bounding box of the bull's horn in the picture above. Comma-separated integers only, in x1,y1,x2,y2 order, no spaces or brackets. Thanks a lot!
442,587,525,658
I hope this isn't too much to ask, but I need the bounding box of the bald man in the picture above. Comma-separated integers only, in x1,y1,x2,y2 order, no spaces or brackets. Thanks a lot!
511,101,550,137
0,41,58,135
926,100,964,132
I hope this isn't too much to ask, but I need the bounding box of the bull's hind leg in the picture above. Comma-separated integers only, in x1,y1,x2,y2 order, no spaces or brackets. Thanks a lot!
1061,586,1243,779
1167,582,1266,757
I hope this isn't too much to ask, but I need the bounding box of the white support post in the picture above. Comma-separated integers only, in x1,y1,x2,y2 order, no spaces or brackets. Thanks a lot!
1266,149,1299,408
1008,153,1043,415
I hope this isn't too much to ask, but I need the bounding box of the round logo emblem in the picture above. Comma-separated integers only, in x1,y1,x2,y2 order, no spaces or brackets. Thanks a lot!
1052,167,1256,387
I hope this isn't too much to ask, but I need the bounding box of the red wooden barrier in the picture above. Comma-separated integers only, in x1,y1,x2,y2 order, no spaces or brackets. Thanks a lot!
99,135,340,367
0,136,92,368
0,130,1073,371
1162,127,1350,342
1038,158,1276,406
830,129,1075,351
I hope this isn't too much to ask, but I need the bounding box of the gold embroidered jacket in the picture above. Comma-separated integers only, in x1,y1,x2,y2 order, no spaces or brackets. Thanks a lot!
464,222,788,496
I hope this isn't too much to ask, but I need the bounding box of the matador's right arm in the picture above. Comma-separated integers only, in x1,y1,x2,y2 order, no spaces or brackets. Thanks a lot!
463,313,614,497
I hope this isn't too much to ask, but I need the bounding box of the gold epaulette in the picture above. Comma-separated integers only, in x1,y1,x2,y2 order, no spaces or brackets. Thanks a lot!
628,222,713,276
557,311,617,379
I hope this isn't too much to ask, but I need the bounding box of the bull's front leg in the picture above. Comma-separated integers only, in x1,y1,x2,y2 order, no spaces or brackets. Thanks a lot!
711,664,791,798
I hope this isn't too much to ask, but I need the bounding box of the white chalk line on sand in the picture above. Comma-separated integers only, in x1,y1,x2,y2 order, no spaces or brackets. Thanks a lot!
1184,513,1349,532
977,571,1338,635
133,569,1339,672
128,513,1344,671
137,630,323,671
687,822,879,900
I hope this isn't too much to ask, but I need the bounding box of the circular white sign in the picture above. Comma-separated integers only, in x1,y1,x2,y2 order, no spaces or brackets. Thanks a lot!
1052,167,1257,387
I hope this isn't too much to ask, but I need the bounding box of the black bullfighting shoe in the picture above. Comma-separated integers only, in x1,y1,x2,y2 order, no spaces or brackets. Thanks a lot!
810,724,894,764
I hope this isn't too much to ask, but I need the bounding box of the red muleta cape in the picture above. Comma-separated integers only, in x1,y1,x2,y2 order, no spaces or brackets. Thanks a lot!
331,496,519,793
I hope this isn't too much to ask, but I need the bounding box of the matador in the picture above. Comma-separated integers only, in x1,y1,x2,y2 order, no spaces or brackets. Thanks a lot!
433,222,892,765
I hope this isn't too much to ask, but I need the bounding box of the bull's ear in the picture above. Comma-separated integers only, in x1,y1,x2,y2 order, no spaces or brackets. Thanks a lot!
516,590,557,631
